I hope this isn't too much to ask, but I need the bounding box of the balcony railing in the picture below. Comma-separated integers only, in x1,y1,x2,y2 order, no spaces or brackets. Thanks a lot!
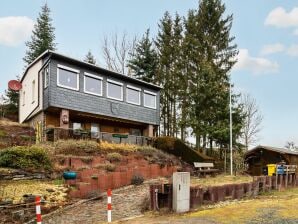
45,127,152,146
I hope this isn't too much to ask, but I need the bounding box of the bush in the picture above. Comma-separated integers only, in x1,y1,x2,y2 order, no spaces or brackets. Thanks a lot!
154,137,215,164
131,174,144,185
0,146,52,171
98,141,138,153
106,152,122,162
54,140,99,155
105,163,116,172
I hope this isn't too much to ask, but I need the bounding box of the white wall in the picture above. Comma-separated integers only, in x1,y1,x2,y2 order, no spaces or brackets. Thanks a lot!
19,60,43,123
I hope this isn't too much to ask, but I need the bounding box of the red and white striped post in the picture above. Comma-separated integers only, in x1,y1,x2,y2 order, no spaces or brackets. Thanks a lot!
35,195,42,224
107,189,112,223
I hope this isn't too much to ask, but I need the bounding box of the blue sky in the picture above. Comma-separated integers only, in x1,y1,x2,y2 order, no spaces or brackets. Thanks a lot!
0,0,298,148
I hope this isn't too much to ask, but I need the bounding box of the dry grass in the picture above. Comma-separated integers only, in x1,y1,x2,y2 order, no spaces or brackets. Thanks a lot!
98,141,140,152
191,174,253,187
119,188,298,224
0,119,27,127
0,180,68,205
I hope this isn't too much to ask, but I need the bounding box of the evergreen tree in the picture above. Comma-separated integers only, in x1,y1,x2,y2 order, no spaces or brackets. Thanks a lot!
4,88,19,115
128,29,158,83
84,50,97,65
23,3,57,65
155,12,174,136
187,0,243,151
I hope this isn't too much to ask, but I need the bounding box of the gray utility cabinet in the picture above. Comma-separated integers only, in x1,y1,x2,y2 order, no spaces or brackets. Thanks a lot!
172,172,190,213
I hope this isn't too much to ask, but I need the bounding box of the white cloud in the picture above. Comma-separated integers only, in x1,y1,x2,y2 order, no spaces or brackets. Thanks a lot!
234,49,279,74
260,43,285,55
265,7,298,28
0,16,34,46
287,44,298,56
293,29,298,36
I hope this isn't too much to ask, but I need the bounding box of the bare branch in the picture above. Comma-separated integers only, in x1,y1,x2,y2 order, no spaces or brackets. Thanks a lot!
240,94,263,150
101,31,137,75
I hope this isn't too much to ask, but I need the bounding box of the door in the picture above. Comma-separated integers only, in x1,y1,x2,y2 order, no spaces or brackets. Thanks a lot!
91,123,100,138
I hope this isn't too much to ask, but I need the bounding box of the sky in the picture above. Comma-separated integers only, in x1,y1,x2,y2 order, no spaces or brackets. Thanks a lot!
0,0,298,148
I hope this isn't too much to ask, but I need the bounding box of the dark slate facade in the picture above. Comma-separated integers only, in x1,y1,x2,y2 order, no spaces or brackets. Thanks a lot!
43,54,160,125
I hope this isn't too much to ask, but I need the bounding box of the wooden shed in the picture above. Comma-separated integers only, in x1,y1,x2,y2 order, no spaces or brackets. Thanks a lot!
244,145,298,176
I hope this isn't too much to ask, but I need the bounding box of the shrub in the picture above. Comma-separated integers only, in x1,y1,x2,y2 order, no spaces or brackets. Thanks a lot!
98,141,138,153
0,146,52,171
0,130,7,137
54,140,99,155
154,137,215,164
105,163,116,172
106,152,122,162
131,174,144,185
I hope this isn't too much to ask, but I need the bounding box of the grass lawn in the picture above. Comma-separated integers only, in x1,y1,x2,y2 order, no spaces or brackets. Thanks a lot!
118,187,298,224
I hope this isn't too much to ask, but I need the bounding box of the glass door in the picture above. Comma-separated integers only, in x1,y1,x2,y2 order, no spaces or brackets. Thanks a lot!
91,123,100,138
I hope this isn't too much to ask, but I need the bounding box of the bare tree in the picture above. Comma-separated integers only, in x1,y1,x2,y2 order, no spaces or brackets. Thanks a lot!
241,94,263,150
101,32,137,76
285,141,298,151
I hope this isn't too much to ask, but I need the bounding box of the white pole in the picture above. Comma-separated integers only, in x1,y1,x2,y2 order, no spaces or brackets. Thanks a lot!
229,81,233,176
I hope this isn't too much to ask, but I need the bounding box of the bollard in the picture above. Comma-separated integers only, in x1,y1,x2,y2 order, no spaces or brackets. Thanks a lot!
107,189,112,223
35,195,42,224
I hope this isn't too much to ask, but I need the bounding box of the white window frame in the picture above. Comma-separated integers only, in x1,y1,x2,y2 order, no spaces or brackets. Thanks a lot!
57,64,80,91
107,79,123,101
126,85,141,105
44,66,49,89
144,90,157,109
83,72,103,96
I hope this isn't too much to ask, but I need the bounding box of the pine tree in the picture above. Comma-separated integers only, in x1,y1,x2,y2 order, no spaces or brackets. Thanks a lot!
186,0,243,151
155,12,174,136
23,3,57,65
4,88,19,115
84,50,97,65
128,29,158,83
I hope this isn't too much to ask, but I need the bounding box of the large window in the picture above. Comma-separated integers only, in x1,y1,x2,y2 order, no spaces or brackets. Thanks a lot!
144,90,157,109
126,85,141,105
84,73,103,96
57,65,79,91
107,79,123,101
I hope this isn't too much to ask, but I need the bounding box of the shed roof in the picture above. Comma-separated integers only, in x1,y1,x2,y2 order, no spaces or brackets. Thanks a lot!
245,145,298,157
20,50,162,90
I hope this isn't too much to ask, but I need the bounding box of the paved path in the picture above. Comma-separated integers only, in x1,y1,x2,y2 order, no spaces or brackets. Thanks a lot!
44,184,149,224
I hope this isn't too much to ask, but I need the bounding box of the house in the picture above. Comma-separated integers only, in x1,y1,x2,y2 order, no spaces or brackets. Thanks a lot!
19,50,161,141
244,145,298,176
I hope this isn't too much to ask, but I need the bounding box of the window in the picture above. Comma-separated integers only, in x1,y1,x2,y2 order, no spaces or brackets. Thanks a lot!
107,79,123,101
32,80,35,103
144,90,157,109
84,73,103,96
73,122,82,130
57,65,79,91
126,85,141,105
44,66,49,88
22,91,25,106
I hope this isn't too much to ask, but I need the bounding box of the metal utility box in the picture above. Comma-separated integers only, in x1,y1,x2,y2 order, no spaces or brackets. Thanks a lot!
172,172,190,213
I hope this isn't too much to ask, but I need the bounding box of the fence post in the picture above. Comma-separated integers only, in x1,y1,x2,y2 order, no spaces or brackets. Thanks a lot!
107,189,112,223
35,195,42,224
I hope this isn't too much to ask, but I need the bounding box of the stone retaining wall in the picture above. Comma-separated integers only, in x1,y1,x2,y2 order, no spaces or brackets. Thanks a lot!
150,174,298,210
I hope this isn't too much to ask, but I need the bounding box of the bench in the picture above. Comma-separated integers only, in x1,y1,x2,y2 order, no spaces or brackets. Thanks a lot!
194,162,219,177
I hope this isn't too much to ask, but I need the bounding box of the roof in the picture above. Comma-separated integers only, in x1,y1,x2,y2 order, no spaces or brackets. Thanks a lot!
20,50,162,90
245,145,298,157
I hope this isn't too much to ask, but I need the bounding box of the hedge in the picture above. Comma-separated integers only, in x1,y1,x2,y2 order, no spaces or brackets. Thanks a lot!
154,136,215,164
0,146,52,171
